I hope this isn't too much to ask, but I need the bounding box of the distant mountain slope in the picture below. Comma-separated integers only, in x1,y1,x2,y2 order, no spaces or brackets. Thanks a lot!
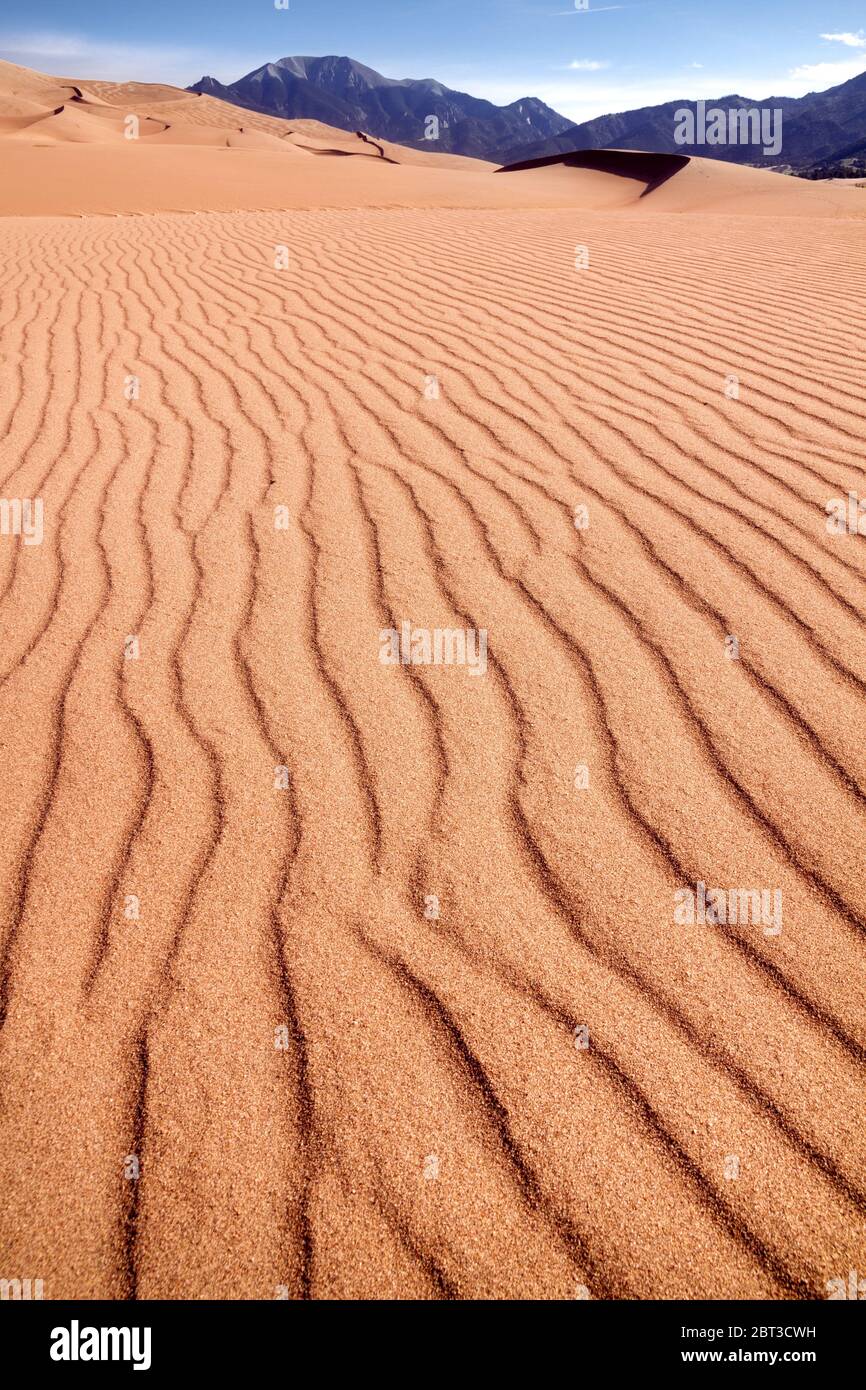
188,55,572,161
498,70,866,172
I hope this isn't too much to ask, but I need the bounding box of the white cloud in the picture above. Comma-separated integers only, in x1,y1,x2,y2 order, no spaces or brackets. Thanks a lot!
0,31,264,86
462,58,866,124
820,31,866,49
564,59,609,70
788,57,866,85
0,32,92,59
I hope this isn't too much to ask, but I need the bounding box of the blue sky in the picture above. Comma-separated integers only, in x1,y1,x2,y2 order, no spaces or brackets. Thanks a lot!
1,1,865,122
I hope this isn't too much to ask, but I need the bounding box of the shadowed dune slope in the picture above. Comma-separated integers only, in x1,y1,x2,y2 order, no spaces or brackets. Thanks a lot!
499,147,691,195
0,200,865,1299
498,145,866,215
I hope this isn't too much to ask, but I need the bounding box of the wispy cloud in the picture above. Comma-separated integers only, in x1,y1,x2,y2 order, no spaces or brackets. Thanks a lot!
789,56,866,85
553,5,628,13
564,59,610,70
0,31,99,59
820,30,866,49
0,31,191,62
466,57,866,124
0,31,263,86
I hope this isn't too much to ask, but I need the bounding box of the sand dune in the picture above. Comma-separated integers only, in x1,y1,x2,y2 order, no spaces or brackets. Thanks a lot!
3,58,864,217
0,60,865,1301
3,105,132,144
499,146,866,216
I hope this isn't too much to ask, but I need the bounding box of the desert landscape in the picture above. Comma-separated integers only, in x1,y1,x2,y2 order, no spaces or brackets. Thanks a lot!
0,51,865,1301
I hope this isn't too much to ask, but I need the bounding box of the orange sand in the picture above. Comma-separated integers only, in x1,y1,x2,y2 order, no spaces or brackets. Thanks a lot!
0,59,865,1300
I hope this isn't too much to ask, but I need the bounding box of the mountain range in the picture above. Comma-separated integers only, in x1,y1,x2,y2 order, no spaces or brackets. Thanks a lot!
188,55,573,162
499,72,866,172
188,55,866,174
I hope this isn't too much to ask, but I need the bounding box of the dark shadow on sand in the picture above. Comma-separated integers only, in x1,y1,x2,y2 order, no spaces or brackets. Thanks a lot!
497,147,690,197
